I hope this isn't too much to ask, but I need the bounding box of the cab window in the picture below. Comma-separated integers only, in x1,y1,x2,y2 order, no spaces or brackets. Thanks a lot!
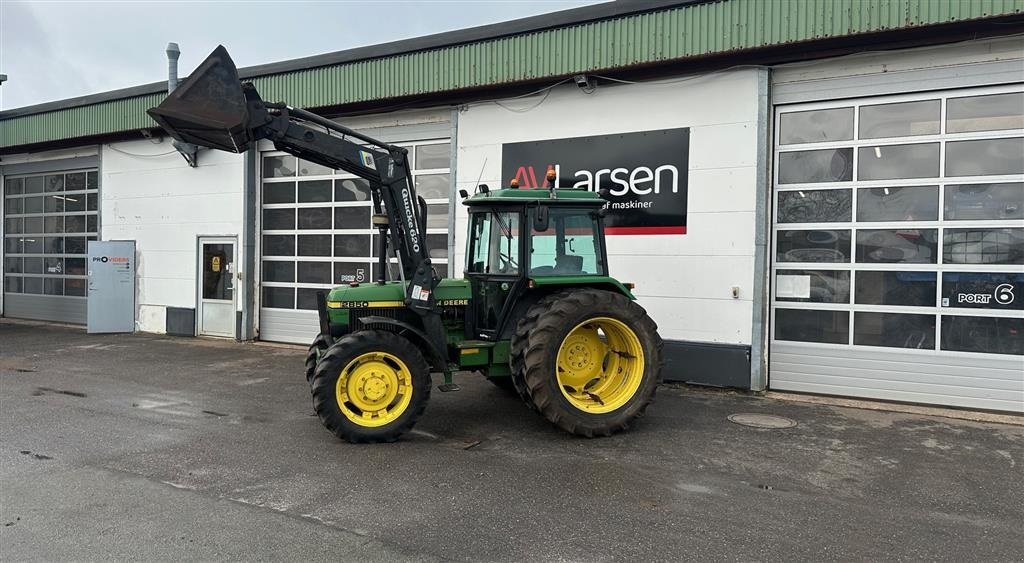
467,210,520,275
529,208,604,276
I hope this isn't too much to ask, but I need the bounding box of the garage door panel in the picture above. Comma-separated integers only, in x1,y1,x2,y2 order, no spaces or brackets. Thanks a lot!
258,308,318,345
770,84,1024,411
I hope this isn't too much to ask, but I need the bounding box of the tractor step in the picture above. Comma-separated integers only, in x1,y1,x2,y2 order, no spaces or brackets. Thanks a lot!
437,383,461,392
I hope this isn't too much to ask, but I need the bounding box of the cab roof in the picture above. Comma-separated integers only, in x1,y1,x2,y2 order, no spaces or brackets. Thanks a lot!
462,188,605,206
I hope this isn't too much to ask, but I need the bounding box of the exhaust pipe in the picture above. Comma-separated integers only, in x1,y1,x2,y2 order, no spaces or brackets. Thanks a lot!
164,42,198,167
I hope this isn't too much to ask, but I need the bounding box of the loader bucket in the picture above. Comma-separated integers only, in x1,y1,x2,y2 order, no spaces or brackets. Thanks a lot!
147,45,257,153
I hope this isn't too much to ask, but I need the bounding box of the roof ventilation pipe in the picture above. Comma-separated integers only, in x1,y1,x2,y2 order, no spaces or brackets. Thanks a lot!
165,42,198,167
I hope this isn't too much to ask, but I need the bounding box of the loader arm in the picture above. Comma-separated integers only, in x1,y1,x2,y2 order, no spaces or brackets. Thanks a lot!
147,45,447,358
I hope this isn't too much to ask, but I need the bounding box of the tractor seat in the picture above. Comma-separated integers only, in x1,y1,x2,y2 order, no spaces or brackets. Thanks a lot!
554,254,584,274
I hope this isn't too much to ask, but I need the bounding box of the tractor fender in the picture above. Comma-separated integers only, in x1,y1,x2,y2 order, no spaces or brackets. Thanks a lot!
356,315,447,372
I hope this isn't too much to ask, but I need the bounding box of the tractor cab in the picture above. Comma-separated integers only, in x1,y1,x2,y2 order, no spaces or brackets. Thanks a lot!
462,187,611,340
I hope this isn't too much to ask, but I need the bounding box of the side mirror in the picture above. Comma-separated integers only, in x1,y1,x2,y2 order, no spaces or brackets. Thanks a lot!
533,206,550,232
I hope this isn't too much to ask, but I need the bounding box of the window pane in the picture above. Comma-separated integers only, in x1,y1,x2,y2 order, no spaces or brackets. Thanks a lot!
297,159,332,177
44,216,63,233
297,207,332,230
857,186,938,222
947,92,1024,133
4,275,22,293
5,237,23,254
775,270,849,303
23,237,43,254
426,203,449,229
943,228,1023,265
44,174,64,193
427,233,447,259
416,144,451,169
775,308,849,344
777,189,851,223
87,171,98,189
65,173,86,191
776,230,851,263
945,138,1024,177
334,234,371,257
262,261,294,282
23,276,43,294
44,277,63,295
65,258,86,275
855,271,936,306
297,234,331,256
854,312,935,349
944,183,1023,221
298,180,332,203
24,257,43,274
44,195,64,213
297,261,331,284
335,178,371,202
87,193,98,211
334,262,371,284
856,229,937,263
296,288,323,310
65,237,86,254
65,216,86,233
64,194,86,212
262,286,294,309
263,156,295,177
263,183,295,204
262,235,295,256
65,278,86,296
5,197,23,214
5,218,22,234
858,143,939,180
262,209,294,230
24,196,43,213
778,107,853,145
941,316,1023,355
4,257,22,273
335,206,369,229
859,100,940,139
43,237,64,254
778,149,853,184
942,272,1023,311
415,173,451,200
24,177,44,194
5,177,23,195
86,215,97,233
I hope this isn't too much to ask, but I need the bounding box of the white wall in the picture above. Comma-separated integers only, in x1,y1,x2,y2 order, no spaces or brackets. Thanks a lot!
101,139,245,333
455,69,762,344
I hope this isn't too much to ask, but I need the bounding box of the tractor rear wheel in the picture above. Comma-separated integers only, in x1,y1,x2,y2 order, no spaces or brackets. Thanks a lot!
304,334,331,385
311,330,431,443
520,289,662,437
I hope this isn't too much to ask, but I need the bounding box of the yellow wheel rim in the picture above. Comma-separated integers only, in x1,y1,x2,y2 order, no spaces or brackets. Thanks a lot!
555,317,645,414
335,352,413,427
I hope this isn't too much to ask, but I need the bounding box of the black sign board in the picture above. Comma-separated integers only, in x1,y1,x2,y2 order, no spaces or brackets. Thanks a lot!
501,128,690,235
941,272,1023,310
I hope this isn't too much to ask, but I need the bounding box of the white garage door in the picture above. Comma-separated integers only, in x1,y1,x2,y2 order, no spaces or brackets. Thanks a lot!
769,85,1024,412
258,130,452,345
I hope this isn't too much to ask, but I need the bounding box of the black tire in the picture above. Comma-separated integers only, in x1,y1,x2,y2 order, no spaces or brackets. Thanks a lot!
509,292,564,411
304,334,331,385
311,330,431,443
521,288,662,437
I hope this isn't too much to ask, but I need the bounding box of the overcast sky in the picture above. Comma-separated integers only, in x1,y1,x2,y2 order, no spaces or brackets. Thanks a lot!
0,0,604,111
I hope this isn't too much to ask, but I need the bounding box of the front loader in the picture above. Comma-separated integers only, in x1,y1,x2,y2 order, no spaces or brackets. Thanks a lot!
149,46,664,443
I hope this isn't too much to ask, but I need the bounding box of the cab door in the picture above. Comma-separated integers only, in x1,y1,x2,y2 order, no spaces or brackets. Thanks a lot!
465,209,524,339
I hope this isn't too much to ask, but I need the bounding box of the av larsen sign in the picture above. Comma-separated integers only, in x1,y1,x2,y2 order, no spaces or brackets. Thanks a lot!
502,128,690,234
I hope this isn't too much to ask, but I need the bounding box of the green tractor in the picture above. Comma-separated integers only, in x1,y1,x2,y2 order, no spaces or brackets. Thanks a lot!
150,46,663,443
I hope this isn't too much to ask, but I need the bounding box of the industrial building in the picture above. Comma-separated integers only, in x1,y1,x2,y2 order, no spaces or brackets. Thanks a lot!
2,0,1022,412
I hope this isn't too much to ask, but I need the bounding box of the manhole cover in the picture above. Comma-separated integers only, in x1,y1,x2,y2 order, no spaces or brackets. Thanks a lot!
728,413,797,429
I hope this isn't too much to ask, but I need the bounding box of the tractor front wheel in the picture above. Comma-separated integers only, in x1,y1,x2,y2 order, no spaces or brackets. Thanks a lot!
311,330,431,443
304,334,331,385
521,289,662,437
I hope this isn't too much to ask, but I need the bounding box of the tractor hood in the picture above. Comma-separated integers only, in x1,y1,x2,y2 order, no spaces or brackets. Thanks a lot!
326,279,471,308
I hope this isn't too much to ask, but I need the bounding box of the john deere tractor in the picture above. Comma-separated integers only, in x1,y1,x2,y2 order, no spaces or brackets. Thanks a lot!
150,46,663,443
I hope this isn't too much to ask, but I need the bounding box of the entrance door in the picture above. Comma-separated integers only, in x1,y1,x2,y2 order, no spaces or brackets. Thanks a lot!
198,238,236,338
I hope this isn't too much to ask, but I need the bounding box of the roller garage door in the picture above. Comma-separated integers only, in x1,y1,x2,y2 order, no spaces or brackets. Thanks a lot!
769,85,1024,412
3,169,99,324
257,120,453,344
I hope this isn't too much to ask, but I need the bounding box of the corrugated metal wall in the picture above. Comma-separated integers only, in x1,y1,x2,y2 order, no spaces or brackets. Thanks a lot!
2,0,1021,149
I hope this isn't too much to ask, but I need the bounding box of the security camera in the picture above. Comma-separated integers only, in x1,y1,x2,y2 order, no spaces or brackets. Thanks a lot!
573,74,595,93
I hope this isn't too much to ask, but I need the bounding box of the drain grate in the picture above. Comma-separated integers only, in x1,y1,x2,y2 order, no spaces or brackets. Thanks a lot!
728,413,797,429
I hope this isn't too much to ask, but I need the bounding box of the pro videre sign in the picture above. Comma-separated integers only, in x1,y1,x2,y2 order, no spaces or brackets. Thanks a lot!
502,128,690,234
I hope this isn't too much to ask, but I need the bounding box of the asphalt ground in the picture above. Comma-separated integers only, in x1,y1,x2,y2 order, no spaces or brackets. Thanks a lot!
1,320,1022,561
